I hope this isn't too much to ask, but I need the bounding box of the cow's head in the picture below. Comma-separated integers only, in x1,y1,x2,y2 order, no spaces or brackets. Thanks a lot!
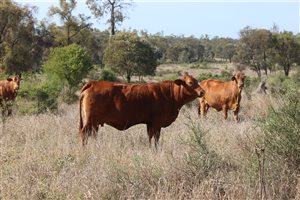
175,72,205,98
7,74,22,91
231,72,246,89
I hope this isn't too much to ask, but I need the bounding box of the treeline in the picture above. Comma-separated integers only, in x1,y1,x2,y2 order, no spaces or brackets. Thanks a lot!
1,0,300,113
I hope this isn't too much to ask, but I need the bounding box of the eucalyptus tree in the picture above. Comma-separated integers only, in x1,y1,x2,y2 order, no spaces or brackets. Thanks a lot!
271,31,300,76
86,0,132,36
103,32,159,82
235,27,272,77
48,0,91,45
0,0,37,73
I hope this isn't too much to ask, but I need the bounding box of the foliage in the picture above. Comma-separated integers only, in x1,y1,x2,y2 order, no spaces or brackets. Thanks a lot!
267,72,300,95
43,44,92,102
0,0,39,73
86,0,133,36
48,0,91,46
261,85,300,170
271,31,300,76
16,73,61,114
198,70,232,82
99,68,118,82
253,85,300,198
103,32,159,82
235,27,273,77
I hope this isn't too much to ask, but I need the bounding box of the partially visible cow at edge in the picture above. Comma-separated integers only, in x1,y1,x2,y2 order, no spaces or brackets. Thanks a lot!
79,73,205,148
198,72,246,122
0,74,22,116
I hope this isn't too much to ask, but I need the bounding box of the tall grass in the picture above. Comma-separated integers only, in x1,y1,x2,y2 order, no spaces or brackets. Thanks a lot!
0,91,298,199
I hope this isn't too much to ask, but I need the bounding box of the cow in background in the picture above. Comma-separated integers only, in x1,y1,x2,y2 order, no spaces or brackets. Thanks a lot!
79,73,205,148
198,72,246,121
0,74,22,116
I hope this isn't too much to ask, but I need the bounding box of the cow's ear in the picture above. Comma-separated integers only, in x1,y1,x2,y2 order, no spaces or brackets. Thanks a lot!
231,76,236,81
7,78,13,82
174,79,183,85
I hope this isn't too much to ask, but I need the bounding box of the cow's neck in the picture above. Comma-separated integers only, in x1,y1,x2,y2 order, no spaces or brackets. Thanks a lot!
231,81,243,103
173,83,195,109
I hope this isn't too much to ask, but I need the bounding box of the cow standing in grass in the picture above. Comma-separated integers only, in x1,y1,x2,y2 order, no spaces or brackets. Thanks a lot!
0,74,22,116
198,72,246,121
79,73,205,148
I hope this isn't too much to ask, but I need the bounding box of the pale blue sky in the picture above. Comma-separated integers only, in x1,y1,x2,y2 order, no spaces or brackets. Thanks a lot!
17,0,299,39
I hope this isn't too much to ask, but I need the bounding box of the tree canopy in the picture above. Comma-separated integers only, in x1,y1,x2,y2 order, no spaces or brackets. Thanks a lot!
103,32,159,82
43,44,92,90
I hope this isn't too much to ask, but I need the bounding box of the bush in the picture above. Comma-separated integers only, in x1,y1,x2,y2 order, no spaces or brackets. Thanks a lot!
198,70,232,82
16,74,61,114
257,85,300,198
43,44,92,102
99,68,118,82
183,113,231,181
261,86,300,170
267,73,300,95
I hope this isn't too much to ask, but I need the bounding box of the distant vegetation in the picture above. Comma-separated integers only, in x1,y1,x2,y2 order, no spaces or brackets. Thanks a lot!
1,0,299,114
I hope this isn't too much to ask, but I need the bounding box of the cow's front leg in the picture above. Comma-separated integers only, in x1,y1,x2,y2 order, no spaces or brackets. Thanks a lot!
233,109,239,122
199,97,207,118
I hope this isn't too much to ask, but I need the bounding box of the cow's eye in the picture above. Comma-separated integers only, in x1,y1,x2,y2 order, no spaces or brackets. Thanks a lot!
188,81,193,86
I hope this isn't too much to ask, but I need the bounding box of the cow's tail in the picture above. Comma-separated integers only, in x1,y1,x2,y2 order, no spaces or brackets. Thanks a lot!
79,93,84,133
79,82,93,133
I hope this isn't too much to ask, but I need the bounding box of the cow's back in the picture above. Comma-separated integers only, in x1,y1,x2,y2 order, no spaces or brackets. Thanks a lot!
200,79,237,111
80,81,178,130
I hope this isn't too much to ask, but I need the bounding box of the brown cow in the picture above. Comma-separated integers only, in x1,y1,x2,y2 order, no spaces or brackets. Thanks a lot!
198,72,246,121
79,73,205,147
0,74,22,116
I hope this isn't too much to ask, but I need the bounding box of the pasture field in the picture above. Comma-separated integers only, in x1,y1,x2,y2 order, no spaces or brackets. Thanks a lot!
1,63,300,199
1,94,298,199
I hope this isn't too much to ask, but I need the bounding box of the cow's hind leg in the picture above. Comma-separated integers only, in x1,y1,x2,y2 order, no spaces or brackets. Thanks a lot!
147,125,161,149
153,127,162,150
147,124,154,148
80,122,98,146
222,105,228,120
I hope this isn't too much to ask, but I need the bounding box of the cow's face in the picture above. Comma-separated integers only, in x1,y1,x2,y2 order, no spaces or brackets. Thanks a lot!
232,72,246,89
175,73,205,98
7,74,22,91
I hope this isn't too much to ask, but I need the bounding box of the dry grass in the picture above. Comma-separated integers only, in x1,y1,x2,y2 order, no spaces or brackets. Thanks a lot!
0,93,279,200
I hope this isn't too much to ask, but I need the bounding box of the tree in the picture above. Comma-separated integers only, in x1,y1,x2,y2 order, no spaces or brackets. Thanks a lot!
103,32,159,82
222,43,236,63
86,0,132,36
235,27,272,77
0,0,38,73
43,44,92,100
271,31,300,76
48,0,91,45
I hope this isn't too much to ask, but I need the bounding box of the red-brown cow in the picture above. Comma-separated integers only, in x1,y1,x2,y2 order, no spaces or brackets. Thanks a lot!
0,74,22,116
198,72,246,121
79,73,205,147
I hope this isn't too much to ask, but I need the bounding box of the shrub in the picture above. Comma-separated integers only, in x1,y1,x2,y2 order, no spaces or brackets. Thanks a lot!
43,44,92,103
261,86,300,170
256,85,300,198
99,68,118,82
16,74,61,114
198,70,232,82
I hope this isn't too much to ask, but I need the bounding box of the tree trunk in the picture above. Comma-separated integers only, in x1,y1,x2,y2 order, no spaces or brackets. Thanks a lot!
110,1,115,36
126,74,131,83
284,66,290,76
